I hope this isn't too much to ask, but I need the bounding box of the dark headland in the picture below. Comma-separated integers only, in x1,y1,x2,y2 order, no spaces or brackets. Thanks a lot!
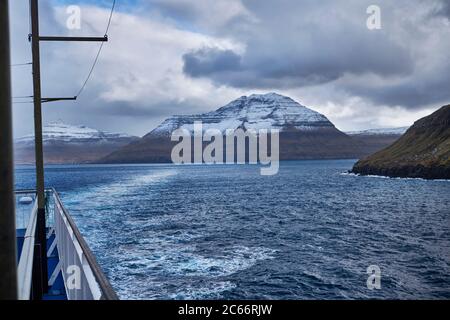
351,104,450,180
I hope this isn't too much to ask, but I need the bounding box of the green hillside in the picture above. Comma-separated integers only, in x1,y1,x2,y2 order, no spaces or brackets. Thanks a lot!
352,105,450,179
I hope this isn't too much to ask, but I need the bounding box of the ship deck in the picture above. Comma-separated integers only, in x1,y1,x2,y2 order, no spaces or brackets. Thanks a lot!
16,228,67,300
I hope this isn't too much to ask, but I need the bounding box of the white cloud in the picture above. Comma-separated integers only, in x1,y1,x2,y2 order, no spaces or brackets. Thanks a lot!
11,1,246,137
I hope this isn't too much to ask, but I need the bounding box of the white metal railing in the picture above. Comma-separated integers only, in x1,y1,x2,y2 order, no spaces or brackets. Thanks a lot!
52,190,118,300
15,189,118,300
17,201,38,300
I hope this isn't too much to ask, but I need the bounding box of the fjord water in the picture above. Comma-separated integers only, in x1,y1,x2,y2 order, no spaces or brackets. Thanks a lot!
15,160,450,299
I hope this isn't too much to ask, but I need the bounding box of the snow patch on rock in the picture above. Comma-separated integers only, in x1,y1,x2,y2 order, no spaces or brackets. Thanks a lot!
346,127,408,136
16,120,136,144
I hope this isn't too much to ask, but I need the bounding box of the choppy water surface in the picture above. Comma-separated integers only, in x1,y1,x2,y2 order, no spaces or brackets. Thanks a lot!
15,160,450,299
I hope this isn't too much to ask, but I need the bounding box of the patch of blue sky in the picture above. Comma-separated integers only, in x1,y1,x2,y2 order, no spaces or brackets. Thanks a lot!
50,0,207,35
51,0,139,12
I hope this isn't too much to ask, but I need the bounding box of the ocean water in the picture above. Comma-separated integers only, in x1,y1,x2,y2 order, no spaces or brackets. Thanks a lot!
14,160,450,299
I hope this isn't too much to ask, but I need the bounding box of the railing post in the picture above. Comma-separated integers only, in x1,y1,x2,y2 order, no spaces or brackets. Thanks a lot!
0,0,18,301
31,244,43,300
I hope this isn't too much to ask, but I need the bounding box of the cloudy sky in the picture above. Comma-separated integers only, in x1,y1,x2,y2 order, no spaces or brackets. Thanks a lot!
9,0,450,137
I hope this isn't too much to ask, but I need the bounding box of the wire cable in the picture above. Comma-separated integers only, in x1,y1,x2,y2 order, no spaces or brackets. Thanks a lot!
11,62,32,67
12,96,34,104
75,0,116,98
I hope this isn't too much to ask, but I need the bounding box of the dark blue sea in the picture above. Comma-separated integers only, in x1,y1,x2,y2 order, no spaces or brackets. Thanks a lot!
14,160,450,299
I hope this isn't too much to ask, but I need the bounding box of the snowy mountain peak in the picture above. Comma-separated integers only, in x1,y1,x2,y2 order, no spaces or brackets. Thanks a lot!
149,93,334,137
346,127,409,136
238,92,295,104
16,121,136,144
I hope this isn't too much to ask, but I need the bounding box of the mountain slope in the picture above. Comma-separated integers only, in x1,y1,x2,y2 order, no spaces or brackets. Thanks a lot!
351,105,450,179
100,93,377,163
15,121,139,164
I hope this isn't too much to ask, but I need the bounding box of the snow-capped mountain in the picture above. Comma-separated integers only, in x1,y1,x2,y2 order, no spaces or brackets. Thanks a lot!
15,121,138,164
100,93,393,164
346,127,409,136
16,121,135,145
150,93,334,137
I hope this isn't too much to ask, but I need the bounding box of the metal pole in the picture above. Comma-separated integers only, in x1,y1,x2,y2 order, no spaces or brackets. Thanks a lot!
30,0,48,292
0,0,18,300
39,36,108,42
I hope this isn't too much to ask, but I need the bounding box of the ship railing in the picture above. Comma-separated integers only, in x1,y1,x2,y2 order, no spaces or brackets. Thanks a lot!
17,199,38,300
15,189,118,300
51,188,118,300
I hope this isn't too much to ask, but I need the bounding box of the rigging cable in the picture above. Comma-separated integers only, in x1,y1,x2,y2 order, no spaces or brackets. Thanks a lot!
75,0,116,99
13,95,33,99
11,62,32,67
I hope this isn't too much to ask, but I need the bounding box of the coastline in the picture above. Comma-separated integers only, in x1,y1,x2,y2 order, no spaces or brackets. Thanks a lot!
350,163,450,180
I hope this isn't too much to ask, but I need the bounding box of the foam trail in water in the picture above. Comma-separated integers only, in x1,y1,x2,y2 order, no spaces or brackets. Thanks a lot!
64,169,177,207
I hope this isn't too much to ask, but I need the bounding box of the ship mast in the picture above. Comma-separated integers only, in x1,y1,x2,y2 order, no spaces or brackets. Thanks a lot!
29,0,47,297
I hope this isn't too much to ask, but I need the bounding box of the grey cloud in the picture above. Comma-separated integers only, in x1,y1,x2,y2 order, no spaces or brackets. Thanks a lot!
138,0,255,33
180,0,450,108
89,99,206,119
181,2,416,85
141,0,200,23
342,67,450,109
435,1,450,18
183,48,241,77
183,33,414,89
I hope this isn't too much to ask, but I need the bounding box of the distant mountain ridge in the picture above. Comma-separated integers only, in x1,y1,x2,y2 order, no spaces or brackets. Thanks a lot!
15,121,139,164
99,93,395,164
346,127,408,136
352,105,450,179
16,121,134,144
